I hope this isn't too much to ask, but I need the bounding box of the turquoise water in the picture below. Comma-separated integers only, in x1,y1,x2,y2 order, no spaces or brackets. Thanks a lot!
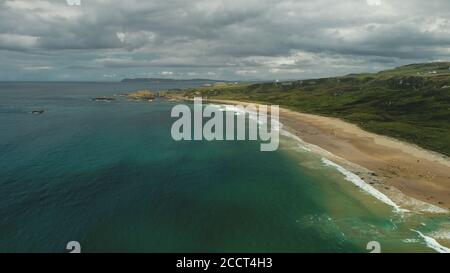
0,82,448,253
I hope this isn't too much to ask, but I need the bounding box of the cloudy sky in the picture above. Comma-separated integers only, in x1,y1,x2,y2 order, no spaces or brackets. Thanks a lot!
0,0,449,81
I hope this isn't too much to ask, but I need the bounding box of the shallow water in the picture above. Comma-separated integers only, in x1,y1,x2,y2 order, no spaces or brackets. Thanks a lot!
0,82,448,252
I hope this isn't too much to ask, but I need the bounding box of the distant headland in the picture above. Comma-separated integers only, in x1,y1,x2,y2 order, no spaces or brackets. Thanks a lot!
120,78,230,84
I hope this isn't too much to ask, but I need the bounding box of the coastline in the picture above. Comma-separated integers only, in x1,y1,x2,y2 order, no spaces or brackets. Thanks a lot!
204,98,450,213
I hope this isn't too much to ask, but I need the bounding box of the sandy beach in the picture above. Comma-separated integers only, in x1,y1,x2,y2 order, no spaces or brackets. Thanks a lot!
206,99,450,212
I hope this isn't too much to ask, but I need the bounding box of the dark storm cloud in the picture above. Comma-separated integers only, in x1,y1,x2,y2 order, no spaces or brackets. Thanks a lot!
0,0,449,80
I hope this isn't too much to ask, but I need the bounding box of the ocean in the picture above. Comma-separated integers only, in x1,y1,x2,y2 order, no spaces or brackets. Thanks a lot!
0,82,448,253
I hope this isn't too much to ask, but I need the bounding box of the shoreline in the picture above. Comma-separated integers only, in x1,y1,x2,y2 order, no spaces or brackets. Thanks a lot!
204,98,450,213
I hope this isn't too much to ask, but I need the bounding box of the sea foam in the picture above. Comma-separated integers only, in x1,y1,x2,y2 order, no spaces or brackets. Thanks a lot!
215,104,281,129
215,103,412,214
411,229,450,253
321,158,408,213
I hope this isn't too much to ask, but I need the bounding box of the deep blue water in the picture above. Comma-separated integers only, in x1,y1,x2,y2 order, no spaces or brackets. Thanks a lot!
0,82,336,252
0,82,447,253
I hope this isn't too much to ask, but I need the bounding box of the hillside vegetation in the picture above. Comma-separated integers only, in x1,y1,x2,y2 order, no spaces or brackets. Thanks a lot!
183,62,450,156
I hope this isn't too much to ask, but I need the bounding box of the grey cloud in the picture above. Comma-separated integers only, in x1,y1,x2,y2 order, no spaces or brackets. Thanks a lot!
0,0,449,80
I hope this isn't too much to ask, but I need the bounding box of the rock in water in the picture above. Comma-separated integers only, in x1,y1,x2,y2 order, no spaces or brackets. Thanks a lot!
31,110,45,115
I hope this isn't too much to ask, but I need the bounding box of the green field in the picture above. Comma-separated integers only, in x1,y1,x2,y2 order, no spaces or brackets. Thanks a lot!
183,62,450,156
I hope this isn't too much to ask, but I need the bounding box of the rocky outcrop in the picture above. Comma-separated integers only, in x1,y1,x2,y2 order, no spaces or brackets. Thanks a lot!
124,90,156,101
31,110,45,115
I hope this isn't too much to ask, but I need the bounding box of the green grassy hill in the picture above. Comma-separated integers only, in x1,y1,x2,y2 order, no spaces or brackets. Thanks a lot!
183,62,450,156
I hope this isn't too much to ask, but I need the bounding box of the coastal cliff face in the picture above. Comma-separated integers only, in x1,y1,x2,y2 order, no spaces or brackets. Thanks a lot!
183,62,450,157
